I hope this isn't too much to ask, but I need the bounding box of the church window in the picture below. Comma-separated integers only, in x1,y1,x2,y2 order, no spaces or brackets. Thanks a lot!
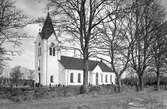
38,48,39,56
40,48,41,55
101,74,103,83
78,73,81,83
50,75,54,83
50,47,56,56
38,42,40,46
105,75,108,83
110,75,112,83
38,60,40,71
38,47,41,56
53,48,55,56
70,73,74,83
38,73,41,84
49,47,52,55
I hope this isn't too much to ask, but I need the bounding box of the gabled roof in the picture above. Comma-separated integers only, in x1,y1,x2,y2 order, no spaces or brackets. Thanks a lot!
59,56,112,72
39,13,55,39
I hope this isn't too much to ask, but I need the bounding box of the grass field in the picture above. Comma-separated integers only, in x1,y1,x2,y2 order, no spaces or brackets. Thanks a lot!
1,88,167,109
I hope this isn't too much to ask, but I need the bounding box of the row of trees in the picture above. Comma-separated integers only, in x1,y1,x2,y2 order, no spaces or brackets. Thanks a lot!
49,0,167,92
10,66,34,87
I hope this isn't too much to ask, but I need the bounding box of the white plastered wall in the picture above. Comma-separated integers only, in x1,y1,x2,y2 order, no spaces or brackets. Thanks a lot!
34,33,60,86
58,63,66,85
46,33,59,85
34,34,42,84
91,65,103,85
66,69,84,86
91,65,116,85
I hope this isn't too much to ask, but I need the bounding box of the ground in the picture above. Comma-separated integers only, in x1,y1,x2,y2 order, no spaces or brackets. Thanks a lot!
1,88,167,109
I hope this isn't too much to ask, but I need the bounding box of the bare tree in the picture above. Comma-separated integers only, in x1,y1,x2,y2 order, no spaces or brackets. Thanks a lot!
128,0,165,91
49,0,122,93
96,0,132,92
10,66,23,87
151,20,167,90
0,0,28,70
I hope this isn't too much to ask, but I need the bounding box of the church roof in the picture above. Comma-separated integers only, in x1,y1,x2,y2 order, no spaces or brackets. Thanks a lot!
39,13,55,39
59,56,112,72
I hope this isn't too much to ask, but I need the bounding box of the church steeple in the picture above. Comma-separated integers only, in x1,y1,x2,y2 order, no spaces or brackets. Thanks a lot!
40,13,55,39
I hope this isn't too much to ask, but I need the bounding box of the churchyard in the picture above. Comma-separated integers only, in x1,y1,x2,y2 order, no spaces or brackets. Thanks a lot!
1,86,167,109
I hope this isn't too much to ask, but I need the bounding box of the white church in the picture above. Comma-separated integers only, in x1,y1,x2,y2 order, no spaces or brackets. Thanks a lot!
34,13,116,86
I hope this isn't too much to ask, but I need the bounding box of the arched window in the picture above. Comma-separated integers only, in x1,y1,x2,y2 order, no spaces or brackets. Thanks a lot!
38,73,41,84
78,73,81,83
50,75,54,83
53,48,55,56
49,47,56,56
40,48,41,55
70,73,74,83
110,75,112,83
101,74,103,83
38,47,41,56
49,47,52,55
38,60,40,71
105,75,108,83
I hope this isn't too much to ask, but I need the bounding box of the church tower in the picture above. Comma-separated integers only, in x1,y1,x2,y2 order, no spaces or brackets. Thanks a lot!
34,13,60,86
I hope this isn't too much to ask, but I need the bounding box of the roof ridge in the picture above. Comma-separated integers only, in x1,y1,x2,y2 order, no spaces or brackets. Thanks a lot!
60,55,100,63
59,55,113,72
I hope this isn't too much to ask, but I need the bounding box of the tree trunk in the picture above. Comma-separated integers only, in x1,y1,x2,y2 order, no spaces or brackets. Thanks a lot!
82,50,89,93
117,77,121,92
156,70,160,90
138,74,143,91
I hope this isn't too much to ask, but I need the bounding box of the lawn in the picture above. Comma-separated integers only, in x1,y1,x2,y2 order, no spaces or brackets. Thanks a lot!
1,88,167,109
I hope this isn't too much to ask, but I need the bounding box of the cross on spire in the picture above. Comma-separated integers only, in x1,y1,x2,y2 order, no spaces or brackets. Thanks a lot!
47,6,50,13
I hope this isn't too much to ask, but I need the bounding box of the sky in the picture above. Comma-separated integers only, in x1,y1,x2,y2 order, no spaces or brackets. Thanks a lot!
8,0,48,69
7,0,167,70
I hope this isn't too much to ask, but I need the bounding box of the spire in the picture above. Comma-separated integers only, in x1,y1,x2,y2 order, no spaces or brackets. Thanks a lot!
40,12,55,39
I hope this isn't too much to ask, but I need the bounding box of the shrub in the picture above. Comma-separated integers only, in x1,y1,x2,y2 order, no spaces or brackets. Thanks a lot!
88,85,116,95
122,76,167,88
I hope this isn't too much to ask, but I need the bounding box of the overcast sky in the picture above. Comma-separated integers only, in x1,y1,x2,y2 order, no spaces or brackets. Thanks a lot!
8,0,167,70
8,0,48,69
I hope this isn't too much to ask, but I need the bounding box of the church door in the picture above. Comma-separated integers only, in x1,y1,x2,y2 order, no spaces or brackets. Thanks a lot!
38,73,41,84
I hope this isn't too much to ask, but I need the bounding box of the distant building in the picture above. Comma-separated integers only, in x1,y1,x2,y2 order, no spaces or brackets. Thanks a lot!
34,13,116,86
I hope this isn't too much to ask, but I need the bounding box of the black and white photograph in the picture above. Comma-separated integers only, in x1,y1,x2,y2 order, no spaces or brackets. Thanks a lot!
1,0,167,108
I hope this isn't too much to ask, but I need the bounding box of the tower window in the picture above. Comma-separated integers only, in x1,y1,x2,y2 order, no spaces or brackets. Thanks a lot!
40,48,41,55
38,47,41,56
38,60,40,71
53,48,55,56
38,73,41,84
50,75,54,83
49,47,52,55
70,73,74,83
50,47,56,56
